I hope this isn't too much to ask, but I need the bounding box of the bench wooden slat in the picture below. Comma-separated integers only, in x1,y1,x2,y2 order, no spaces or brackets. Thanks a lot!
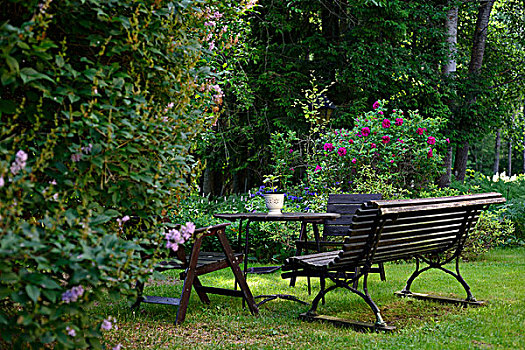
376,197,502,215
372,192,503,208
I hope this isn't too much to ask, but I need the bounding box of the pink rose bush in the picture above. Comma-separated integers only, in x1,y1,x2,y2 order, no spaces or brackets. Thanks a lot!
312,99,448,190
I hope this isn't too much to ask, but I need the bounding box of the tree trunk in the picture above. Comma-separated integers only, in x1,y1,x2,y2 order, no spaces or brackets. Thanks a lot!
454,0,496,182
439,146,453,187
508,139,512,175
494,128,501,174
202,165,212,195
443,5,458,75
438,3,458,188
454,141,470,182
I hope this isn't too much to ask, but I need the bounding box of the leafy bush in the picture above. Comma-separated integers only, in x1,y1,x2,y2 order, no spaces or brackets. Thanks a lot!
308,100,448,194
0,0,253,348
462,209,515,260
451,170,525,240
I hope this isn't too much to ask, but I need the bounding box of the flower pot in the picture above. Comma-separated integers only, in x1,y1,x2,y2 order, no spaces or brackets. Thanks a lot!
263,193,284,215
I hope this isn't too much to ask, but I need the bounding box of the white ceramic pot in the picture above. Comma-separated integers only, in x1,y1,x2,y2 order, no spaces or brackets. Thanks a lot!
263,193,284,215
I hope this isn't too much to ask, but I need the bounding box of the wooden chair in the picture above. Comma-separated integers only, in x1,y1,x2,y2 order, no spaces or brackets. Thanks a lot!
292,194,386,293
132,223,258,324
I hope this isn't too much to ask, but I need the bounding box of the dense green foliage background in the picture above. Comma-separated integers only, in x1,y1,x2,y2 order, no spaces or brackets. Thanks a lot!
200,0,524,194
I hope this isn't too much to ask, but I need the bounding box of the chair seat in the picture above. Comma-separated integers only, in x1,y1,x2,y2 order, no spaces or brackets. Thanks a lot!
156,252,244,272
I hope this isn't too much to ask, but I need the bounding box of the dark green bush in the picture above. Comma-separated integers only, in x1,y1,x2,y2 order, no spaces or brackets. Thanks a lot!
0,0,252,348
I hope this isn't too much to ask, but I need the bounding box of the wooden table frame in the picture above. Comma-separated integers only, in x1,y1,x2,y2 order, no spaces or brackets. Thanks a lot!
213,212,340,305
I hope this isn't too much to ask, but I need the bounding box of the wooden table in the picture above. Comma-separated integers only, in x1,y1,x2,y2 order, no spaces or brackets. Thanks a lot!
213,212,341,306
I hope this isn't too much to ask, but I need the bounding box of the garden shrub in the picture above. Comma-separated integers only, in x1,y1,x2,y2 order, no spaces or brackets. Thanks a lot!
307,100,448,195
0,0,254,348
462,209,515,261
451,170,525,241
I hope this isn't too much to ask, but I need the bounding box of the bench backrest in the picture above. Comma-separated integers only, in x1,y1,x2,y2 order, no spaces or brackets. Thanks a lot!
323,193,382,238
329,193,505,269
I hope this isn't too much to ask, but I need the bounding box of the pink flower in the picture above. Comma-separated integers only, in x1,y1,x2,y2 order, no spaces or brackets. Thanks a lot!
390,160,394,163
446,138,450,143
395,118,403,126
372,101,380,109
427,136,436,145
361,127,370,137
349,139,354,144
416,127,425,135
382,119,391,128
324,143,334,152
428,148,433,158
382,136,390,144
315,165,322,172
337,147,347,156
289,149,293,153
378,111,384,115
351,158,357,164
397,138,404,144
101,319,112,331
370,143,376,149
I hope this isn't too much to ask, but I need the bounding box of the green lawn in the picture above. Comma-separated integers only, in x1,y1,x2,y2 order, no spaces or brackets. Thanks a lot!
98,247,525,349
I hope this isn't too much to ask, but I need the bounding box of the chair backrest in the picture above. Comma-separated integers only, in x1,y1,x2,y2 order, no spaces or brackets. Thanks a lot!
323,193,382,239
329,193,505,269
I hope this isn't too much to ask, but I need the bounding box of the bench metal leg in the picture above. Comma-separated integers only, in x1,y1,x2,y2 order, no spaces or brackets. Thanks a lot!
304,272,391,330
399,256,482,305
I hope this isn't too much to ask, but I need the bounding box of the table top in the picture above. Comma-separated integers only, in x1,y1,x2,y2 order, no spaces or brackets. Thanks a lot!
213,212,340,222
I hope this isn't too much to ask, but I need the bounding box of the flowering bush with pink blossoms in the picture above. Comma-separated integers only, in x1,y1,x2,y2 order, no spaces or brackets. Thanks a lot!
306,100,448,194
0,0,253,348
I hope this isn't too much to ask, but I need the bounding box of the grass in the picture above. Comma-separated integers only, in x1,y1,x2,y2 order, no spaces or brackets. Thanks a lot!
96,247,525,349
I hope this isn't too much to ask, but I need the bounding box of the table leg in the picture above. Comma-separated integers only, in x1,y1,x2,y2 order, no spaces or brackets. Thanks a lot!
290,221,309,289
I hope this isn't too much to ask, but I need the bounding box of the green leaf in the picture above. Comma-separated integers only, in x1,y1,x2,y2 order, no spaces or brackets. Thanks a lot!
25,284,41,303
91,214,112,225
55,55,65,68
20,67,55,84
6,55,19,73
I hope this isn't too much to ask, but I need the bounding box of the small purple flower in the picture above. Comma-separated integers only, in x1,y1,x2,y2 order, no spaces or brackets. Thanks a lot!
382,119,391,128
62,285,85,303
66,326,76,337
395,118,403,126
0,176,4,188
101,319,112,331
71,153,82,162
10,150,28,175
113,344,122,350
81,143,93,154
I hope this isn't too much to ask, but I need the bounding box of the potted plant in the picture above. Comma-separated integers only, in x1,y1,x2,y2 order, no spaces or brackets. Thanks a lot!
262,174,284,215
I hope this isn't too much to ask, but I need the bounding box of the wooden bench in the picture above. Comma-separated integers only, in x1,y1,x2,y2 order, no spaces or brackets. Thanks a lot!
281,193,506,331
132,223,258,324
